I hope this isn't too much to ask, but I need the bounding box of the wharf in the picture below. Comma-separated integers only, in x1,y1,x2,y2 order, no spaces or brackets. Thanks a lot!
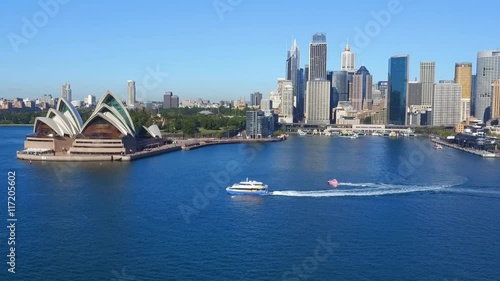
431,138,498,158
17,137,285,162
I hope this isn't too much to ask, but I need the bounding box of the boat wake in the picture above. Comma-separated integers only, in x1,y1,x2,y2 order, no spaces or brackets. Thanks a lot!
270,182,463,198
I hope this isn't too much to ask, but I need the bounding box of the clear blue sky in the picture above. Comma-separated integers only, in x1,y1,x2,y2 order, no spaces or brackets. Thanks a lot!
1,0,499,102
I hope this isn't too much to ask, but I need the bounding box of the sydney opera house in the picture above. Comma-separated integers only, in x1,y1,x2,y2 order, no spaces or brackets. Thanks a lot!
21,91,164,157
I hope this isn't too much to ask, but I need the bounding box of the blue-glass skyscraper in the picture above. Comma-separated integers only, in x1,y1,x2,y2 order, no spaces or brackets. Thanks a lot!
388,55,409,125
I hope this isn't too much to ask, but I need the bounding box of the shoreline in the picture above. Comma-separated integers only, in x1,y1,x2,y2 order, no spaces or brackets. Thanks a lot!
431,138,498,158
16,137,285,162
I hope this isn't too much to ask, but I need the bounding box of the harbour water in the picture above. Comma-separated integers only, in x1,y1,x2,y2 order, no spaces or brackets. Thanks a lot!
1,126,499,280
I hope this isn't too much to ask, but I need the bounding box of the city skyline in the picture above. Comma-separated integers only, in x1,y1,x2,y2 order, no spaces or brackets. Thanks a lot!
1,0,499,101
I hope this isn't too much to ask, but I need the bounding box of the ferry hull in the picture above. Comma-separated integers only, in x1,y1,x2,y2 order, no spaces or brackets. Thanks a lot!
226,188,269,196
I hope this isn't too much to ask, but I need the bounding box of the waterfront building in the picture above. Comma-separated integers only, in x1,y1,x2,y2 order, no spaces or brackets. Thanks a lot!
432,81,462,126
474,50,500,122
420,62,435,106
305,33,330,125
351,66,373,111
492,80,500,120
341,42,356,72
61,83,72,102
127,80,136,108
388,55,409,125
246,110,275,139
277,79,294,124
25,91,163,156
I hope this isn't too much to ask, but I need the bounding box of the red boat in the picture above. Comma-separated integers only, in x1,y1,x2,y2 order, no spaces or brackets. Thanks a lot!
328,179,339,187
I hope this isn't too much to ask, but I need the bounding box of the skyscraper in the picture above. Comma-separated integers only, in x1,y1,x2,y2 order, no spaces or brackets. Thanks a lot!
351,66,373,111
420,62,435,106
432,81,462,126
309,33,327,80
305,33,330,125
127,80,136,108
305,81,331,124
474,50,500,122
332,71,349,102
492,80,500,120
455,63,472,99
455,62,473,122
297,68,305,120
341,42,356,72
277,79,294,124
61,83,72,102
286,39,300,109
407,81,423,107
388,55,409,125
163,92,172,108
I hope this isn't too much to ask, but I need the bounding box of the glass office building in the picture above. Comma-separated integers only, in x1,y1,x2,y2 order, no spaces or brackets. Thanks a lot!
388,55,409,125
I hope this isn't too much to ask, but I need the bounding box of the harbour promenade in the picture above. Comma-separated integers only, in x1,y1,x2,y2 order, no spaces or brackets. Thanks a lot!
431,138,498,158
16,137,285,162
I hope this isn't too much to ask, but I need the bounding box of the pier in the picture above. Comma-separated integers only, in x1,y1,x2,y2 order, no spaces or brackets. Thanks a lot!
16,137,285,162
431,138,498,158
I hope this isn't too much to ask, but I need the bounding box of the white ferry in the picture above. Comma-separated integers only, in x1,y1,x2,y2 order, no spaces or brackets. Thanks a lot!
226,178,269,195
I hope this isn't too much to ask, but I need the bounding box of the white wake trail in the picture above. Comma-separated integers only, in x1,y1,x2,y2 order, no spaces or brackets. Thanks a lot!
270,182,459,198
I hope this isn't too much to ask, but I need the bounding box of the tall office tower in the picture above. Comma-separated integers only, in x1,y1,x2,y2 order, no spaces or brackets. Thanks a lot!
305,33,330,125
171,95,179,108
305,80,331,125
407,81,423,106
454,62,472,121
474,50,500,122
304,64,310,83
388,55,409,125
277,79,294,124
286,39,300,108
86,94,96,107
256,92,262,107
297,68,305,120
351,66,373,111
309,33,327,80
61,83,72,102
420,62,435,106
163,92,173,108
341,42,356,72
333,71,349,102
327,71,338,120
471,74,477,116
127,80,136,108
492,80,500,119
432,81,462,126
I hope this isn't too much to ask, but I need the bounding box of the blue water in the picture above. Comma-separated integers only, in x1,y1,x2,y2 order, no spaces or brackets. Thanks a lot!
1,126,499,280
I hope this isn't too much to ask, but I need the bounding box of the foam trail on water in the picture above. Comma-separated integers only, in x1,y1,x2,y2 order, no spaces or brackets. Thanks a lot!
270,182,459,198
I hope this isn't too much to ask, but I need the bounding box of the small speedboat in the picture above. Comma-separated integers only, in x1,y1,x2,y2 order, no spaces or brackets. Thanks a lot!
226,178,269,195
327,179,339,187
433,144,443,149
